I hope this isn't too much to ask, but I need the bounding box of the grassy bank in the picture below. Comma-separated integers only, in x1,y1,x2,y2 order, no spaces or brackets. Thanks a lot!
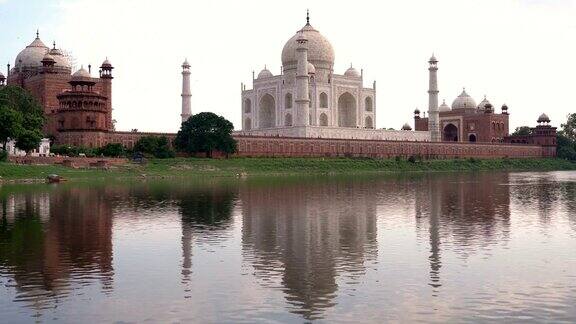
0,157,575,182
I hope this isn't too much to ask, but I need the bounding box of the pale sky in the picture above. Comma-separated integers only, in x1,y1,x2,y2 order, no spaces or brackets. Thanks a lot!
0,0,575,132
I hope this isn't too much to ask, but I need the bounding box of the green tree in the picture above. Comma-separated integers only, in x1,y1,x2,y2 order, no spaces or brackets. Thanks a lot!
0,86,45,154
0,107,22,150
561,113,576,142
174,112,237,158
97,143,125,157
134,135,175,158
512,126,532,136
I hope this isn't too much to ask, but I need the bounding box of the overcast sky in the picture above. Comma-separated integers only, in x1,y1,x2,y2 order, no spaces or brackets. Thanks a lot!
1,0,575,132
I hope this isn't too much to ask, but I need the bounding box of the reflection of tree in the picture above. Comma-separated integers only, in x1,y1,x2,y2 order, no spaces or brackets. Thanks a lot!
0,186,114,314
178,187,237,285
240,178,378,321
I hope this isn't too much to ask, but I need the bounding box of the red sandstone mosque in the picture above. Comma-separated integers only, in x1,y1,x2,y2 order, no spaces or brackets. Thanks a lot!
0,21,557,159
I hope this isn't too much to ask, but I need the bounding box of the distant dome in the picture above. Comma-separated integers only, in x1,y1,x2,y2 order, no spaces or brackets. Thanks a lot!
307,62,315,74
344,65,360,77
439,99,451,112
257,66,273,79
501,104,508,110
401,123,412,131
41,53,55,65
451,88,477,110
282,22,335,71
101,58,113,68
15,34,49,68
72,66,90,79
477,96,492,111
537,113,550,123
49,46,71,69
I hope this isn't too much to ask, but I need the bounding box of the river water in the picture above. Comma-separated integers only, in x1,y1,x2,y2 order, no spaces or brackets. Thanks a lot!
1,171,575,323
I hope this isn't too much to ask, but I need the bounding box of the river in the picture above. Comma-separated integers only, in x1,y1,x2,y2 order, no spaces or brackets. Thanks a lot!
1,171,575,323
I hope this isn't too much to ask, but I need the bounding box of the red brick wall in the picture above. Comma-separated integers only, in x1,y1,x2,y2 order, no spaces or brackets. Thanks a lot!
9,156,128,167
234,135,545,159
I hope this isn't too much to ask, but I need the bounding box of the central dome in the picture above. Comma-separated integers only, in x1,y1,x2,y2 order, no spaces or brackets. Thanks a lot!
15,35,49,68
451,89,477,110
281,23,335,70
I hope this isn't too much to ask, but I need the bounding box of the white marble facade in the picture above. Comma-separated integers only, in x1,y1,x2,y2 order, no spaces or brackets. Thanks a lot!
240,16,377,133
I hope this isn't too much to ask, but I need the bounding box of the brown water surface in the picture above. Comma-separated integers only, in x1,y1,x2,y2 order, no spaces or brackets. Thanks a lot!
1,171,575,323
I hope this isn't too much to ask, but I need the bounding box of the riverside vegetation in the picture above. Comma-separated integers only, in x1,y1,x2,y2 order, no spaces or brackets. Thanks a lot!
0,157,575,182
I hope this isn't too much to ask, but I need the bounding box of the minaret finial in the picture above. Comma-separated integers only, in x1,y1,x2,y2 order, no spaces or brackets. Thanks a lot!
306,9,310,25
53,41,56,49
36,29,39,38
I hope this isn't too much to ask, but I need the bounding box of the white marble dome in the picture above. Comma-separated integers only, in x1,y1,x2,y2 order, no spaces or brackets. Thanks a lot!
281,24,335,69
15,36,49,68
451,89,477,110
439,99,450,112
344,65,360,77
257,67,273,79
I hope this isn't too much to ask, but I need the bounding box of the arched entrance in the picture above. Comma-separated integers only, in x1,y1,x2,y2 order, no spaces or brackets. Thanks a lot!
338,92,357,127
443,124,458,142
259,94,276,129
365,116,373,129
468,134,477,142
244,118,252,130
284,113,293,126
319,113,328,126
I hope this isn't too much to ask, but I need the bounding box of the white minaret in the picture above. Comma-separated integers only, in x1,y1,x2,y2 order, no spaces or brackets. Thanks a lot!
294,30,310,127
181,59,192,123
428,54,441,142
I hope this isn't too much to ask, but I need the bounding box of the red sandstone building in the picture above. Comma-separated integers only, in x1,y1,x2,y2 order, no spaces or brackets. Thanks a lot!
4,33,171,148
414,90,510,143
0,32,557,159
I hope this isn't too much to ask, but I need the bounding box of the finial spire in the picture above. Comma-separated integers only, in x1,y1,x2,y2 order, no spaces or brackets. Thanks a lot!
53,41,56,49
36,29,39,38
306,9,310,25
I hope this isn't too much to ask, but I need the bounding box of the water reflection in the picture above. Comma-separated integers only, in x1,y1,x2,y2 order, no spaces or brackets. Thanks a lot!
0,186,114,315
414,173,512,294
0,172,575,322
240,178,378,320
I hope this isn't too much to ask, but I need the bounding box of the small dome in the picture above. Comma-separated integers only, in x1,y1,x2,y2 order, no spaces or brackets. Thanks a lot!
439,99,451,112
501,104,508,111
72,66,91,79
307,62,315,74
15,34,49,68
49,46,71,69
414,108,421,114
429,54,438,63
344,65,360,77
537,113,550,123
181,59,189,68
42,52,55,62
401,123,412,131
257,66,273,79
101,58,113,67
477,96,492,111
451,88,477,110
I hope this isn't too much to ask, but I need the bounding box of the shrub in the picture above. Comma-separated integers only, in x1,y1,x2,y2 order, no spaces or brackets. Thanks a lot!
96,143,125,157
134,135,175,159
0,150,7,162
408,155,417,163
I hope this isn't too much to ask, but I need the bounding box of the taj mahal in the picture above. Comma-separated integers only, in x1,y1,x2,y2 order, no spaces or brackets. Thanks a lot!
235,13,428,142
